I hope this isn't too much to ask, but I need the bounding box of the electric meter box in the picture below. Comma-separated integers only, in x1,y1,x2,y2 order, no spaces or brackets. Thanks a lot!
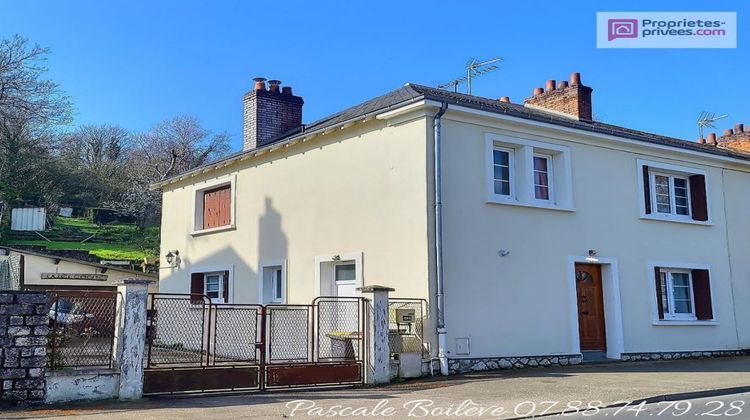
396,308,416,324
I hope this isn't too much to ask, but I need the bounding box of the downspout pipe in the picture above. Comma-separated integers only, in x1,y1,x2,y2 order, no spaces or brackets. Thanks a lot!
433,102,449,375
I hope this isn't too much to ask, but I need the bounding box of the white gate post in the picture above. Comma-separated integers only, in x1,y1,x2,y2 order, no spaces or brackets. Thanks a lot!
113,278,153,400
358,285,394,385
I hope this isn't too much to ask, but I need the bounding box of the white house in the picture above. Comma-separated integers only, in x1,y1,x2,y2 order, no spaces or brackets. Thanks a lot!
154,74,750,374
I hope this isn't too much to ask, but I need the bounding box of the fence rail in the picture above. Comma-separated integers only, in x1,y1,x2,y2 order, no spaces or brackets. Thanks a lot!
47,290,120,370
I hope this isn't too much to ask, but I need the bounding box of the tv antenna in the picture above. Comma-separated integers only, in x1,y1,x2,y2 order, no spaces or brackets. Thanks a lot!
437,57,503,95
696,111,728,139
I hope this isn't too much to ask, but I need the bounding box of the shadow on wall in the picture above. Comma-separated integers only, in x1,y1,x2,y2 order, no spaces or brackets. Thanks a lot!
258,197,289,304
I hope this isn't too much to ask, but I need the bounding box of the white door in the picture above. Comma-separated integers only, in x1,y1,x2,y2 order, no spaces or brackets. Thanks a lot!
333,263,357,296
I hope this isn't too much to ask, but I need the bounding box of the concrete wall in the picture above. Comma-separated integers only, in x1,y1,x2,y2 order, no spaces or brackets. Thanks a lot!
438,109,750,360
45,369,119,403
159,117,432,305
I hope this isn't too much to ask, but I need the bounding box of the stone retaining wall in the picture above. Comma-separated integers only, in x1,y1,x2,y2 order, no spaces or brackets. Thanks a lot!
449,354,583,374
0,291,49,405
621,350,748,361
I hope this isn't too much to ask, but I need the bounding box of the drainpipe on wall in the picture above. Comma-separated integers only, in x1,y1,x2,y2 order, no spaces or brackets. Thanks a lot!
433,102,449,375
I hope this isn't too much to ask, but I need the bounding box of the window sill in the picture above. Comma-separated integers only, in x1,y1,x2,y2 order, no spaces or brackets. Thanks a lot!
640,214,713,226
190,224,236,236
487,196,575,212
652,320,717,326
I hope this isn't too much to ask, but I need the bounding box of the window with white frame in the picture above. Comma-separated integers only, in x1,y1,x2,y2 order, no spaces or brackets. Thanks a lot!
658,269,694,320
492,147,513,196
651,172,690,217
639,160,709,223
653,265,713,322
190,269,230,304
485,135,573,210
533,154,553,201
261,264,285,304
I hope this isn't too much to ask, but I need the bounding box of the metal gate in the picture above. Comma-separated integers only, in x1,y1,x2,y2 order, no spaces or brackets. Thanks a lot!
143,294,366,395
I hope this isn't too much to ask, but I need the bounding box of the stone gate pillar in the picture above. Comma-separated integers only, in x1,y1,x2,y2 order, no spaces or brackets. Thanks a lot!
113,279,153,400
358,285,394,385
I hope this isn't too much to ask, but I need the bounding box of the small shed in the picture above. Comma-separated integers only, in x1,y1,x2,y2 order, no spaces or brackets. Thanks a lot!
11,207,46,231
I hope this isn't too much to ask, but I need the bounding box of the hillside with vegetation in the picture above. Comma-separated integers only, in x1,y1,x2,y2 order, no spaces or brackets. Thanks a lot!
0,34,231,266
0,216,159,261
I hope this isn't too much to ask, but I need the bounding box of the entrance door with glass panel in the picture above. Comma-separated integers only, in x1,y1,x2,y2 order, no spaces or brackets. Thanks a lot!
333,262,357,297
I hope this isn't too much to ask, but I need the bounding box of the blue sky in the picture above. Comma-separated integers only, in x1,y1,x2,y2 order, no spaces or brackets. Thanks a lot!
1,1,747,150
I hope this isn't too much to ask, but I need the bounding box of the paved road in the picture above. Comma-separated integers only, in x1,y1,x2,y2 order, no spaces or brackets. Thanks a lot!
2,357,749,419
566,392,750,419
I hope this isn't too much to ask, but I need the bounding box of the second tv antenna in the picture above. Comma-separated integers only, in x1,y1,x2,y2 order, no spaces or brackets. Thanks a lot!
437,57,503,95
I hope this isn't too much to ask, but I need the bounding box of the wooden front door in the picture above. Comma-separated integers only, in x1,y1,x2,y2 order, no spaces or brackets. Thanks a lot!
575,263,606,351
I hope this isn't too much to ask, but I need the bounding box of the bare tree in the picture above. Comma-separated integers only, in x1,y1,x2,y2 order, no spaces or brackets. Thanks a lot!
0,35,71,126
108,116,231,228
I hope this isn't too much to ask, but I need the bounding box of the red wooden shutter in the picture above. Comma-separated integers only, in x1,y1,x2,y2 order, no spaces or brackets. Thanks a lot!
222,270,230,303
691,269,713,320
654,267,664,320
689,175,708,221
190,272,204,304
203,185,231,229
642,165,652,214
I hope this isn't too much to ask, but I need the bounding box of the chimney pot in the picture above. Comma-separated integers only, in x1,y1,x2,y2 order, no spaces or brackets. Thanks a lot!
268,79,282,93
570,72,582,85
708,133,718,145
724,129,734,136
545,80,556,91
697,138,706,144
558,80,569,89
244,79,303,151
253,77,267,91
735,123,744,133
499,96,511,103
533,87,544,96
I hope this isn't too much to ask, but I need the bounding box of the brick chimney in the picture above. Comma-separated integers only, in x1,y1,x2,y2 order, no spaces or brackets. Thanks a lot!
243,77,304,151
523,72,593,122
716,123,750,153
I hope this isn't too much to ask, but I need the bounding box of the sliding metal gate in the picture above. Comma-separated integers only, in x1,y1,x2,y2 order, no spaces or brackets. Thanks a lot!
143,294,366,395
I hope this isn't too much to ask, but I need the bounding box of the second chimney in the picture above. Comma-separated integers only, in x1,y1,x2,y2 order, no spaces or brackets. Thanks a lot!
243,77,304,151
523,72,593,122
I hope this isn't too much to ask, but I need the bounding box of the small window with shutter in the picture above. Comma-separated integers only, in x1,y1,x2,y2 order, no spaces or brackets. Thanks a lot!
193,180,234,233
640,161,709,223
654,266,713,321
190,270,231,304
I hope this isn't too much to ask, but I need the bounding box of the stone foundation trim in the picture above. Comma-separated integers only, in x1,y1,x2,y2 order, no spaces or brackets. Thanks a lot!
621,350,748,362
448,354,583,374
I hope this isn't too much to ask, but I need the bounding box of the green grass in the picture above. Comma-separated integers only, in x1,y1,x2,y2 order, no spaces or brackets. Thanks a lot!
3,240,147,261
1,216,159,261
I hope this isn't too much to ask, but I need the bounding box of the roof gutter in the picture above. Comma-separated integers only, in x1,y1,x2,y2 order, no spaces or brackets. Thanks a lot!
149,96,429,190
433,102,449,375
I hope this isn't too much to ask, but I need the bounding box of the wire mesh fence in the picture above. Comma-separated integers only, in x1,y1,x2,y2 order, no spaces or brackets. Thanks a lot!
212,304,262,364
317,297,363,361
48,290,120,370
388,298,428,358
146,294,209,367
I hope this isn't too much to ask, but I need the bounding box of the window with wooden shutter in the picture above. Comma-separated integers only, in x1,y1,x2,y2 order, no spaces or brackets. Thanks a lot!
640,160,709,223
691,269,713,320
654,266,713,322
190,272,204,304
202,184,232,230
643,165,652,214
688,175,709,221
